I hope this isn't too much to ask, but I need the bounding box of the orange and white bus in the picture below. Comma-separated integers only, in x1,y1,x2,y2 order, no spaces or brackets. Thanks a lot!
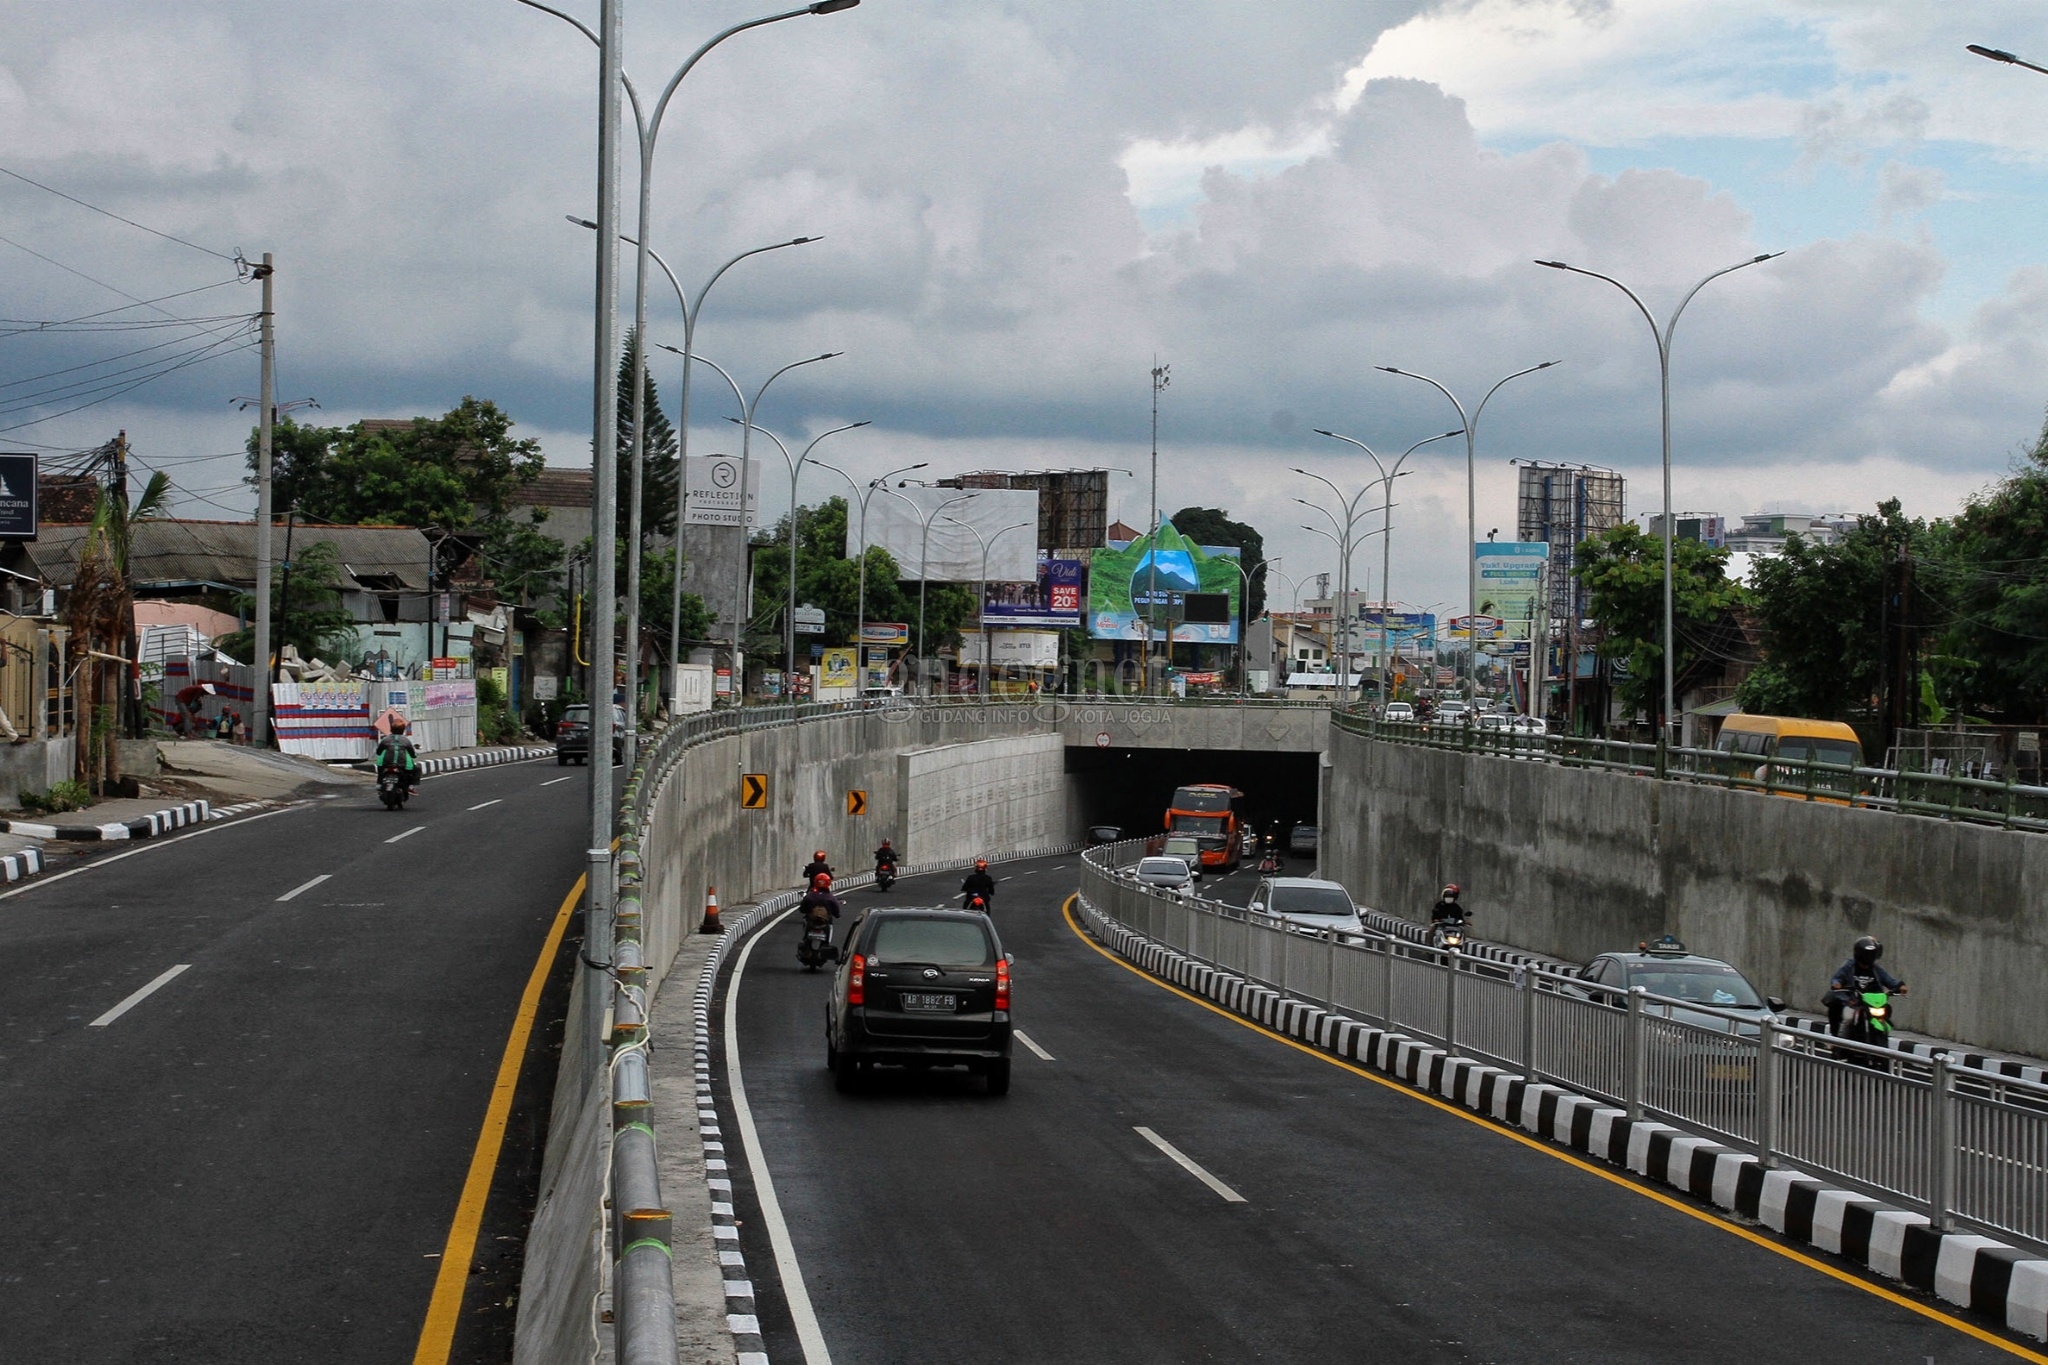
1164,783,1245,869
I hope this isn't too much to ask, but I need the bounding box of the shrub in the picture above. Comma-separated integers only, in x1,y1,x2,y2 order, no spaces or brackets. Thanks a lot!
21,780,91,815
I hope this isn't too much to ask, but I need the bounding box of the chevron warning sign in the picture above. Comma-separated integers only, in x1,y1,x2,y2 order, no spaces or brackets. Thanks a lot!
847,789,866,816
740,773,768,809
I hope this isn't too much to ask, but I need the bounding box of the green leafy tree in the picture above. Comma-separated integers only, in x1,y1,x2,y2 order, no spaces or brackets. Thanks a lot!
1169,506,1267,619
1738,500,1927,720
615,329,679,543
247,397,543,530
477,511,567,608
1935,420,2048,721
1576,523,1748,723
216,541,360,665
747,498,932,656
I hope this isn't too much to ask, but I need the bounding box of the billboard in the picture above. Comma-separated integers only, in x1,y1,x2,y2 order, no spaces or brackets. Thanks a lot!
684,455,762,527
0,453,36,540
860,486,1038,583
1354,610,1437,653
1087,520,1240,643
1474,541,1548,634
980,554,1084,629
957,630,1060,668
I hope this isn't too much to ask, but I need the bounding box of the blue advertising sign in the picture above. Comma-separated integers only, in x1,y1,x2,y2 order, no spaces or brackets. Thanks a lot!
0,453,37,540
981,554,1085,629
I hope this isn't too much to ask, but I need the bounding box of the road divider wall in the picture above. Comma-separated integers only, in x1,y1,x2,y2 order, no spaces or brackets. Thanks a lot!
1321,723,2048,1060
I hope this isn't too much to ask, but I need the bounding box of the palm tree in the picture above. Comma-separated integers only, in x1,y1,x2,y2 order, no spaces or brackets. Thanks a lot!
65,471,171,793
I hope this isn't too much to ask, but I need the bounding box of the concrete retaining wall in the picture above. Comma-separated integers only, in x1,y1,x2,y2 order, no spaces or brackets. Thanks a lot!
898,733,1068,869
1323,726,2048,1059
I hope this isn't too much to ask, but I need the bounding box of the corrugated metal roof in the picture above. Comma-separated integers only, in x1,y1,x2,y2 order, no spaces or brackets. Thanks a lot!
10,519,431,592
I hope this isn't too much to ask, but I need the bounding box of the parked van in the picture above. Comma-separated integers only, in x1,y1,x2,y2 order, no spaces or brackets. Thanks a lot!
1711,713,1863,800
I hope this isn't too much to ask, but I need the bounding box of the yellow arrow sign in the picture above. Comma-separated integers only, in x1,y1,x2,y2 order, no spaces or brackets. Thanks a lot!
741,773,768,809
847,789,866,816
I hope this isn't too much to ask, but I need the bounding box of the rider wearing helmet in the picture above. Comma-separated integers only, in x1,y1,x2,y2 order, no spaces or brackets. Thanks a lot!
1825,935,1907,1036
960,857,996,907
376,716,422,793
1428,884,1468,927
873,838,897,869
802,849,833,885
797,872,843,958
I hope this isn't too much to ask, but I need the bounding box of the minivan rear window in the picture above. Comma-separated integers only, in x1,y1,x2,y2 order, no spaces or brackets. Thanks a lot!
869,918,993,968
1267,885,1356,919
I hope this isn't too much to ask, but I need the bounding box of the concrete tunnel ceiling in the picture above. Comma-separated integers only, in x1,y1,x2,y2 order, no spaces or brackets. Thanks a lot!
1064,746,1322,845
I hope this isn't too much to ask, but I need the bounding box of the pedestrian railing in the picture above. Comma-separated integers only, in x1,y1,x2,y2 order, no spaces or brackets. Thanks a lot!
1081,841,2048,1253
1331,708,2048,834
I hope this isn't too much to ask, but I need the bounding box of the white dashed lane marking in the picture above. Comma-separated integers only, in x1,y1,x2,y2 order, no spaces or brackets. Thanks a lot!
89,964,191,1028
1134,1126,1246,1203
1014,1030,1055,1062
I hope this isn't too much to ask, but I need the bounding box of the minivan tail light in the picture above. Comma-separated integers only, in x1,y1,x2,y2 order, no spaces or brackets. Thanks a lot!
848,953,865,1006
994,956,1009,1011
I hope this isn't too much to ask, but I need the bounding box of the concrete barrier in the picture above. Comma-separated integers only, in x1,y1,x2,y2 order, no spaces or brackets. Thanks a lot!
1322,725,2048,1059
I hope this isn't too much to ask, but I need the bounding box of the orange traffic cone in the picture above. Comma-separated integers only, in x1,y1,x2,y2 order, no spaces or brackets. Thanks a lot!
698,885,723,934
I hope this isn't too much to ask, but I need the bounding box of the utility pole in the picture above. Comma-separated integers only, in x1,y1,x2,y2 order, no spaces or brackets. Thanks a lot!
1144,361,1168,694
252,253,275,749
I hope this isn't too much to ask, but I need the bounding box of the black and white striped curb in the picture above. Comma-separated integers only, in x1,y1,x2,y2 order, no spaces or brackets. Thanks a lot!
0,846,41,881
1358,907,2048,1088
1075,894,2048,1344
0,798,212,842
356,744,554,777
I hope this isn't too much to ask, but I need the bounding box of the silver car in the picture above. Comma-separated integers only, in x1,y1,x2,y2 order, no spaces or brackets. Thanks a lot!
1247,876,1362,934
1133,856,1195,896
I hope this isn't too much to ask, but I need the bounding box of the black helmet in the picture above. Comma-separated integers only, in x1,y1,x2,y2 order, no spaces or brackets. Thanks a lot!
1852,935,1882,967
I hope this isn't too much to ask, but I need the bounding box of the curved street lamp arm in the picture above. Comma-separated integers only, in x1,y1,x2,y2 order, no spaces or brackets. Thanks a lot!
650,8,819,147
690,237,819,330
658,345,746,414
747,352,841,420
1473,360,1562,428
1668,253,1782,345
1375,366,1469,429
1312,432,1389,487
798,420,872,464
729,416,794,474
1402,429,1465,459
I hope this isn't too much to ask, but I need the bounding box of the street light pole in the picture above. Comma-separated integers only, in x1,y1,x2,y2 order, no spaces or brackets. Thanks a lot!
813,459,926,689
571,227,818,706
1226,556,1274,699
518,0,861,762
1291,472,1391,707
724,353,841,701
1376,362,1558,703
730,419,872,693
1144,361,1170,694
1311,429,1462,710
1534,254,1778,759
941,517,1031,697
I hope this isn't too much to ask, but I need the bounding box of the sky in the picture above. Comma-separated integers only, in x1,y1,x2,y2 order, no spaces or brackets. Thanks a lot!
9,1,2048,617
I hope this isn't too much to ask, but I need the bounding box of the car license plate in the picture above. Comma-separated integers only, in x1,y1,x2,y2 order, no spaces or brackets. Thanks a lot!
900,992,956,1012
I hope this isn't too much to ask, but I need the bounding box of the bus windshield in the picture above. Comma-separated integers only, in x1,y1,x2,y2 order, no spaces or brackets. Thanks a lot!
1775,738,1859,767
1170,815,1226,835
1171,787,1232,813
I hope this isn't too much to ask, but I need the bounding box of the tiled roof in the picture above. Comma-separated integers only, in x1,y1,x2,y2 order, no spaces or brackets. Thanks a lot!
8,518,431,593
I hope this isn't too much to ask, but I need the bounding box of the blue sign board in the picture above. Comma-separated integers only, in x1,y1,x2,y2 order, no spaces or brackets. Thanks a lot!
0,453,37,540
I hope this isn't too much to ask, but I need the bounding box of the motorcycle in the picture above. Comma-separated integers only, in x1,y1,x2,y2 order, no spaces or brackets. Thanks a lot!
962,893,990,914
1837,988,1896,1068
874,861,896,891
377,766,411,811
797,917,835,972
1430,917,1467,952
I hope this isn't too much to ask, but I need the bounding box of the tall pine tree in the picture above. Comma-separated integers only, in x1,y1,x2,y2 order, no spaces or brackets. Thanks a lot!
615,327,680,543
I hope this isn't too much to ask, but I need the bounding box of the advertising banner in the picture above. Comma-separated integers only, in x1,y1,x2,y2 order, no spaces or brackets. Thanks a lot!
0,452,37,540
957,630,1060,668
860,486,1039,582
1444,614,1506,643
981,554,1084,628
684,455,762,527
821,647,857,689
1087,521,1240,643
1474,542,1548,634
1354,610,1438,653
859,621,909,646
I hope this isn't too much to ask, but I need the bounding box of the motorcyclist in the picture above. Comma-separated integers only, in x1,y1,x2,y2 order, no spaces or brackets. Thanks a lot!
802,849,833,885
960,857,996,908
798,873,843,957
375,717,422,794
1428,884,1468,928
1824,935,1907,1036
873,839,898,870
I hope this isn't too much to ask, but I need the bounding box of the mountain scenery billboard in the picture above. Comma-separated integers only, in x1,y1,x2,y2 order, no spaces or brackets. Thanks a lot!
1087,520,1240,643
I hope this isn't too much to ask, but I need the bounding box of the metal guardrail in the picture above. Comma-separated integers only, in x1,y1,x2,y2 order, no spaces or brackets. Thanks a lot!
1332,707,2048,834
1082,840,2048,1253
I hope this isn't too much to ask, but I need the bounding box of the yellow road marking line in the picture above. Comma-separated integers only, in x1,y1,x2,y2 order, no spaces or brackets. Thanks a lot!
411,871,585,1364
1059,894,2048,1363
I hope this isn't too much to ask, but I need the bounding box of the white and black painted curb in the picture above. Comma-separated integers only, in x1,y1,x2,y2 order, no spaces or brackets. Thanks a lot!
1075,894,2048,1345
0,798,212,843
0,845,42,881
356,743,554,777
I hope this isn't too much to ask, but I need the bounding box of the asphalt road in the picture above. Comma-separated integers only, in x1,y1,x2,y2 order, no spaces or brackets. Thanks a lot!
0,758,594,1363
722,854,2034,1364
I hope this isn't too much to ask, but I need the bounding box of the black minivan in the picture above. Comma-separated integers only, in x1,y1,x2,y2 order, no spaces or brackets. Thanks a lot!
826,908,1013,1095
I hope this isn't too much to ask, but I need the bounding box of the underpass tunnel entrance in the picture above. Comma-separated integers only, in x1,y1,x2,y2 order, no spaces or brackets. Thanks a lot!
1065,746,1323,853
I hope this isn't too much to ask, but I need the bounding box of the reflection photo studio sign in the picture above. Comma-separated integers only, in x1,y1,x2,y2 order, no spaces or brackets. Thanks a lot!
0,453,37,540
